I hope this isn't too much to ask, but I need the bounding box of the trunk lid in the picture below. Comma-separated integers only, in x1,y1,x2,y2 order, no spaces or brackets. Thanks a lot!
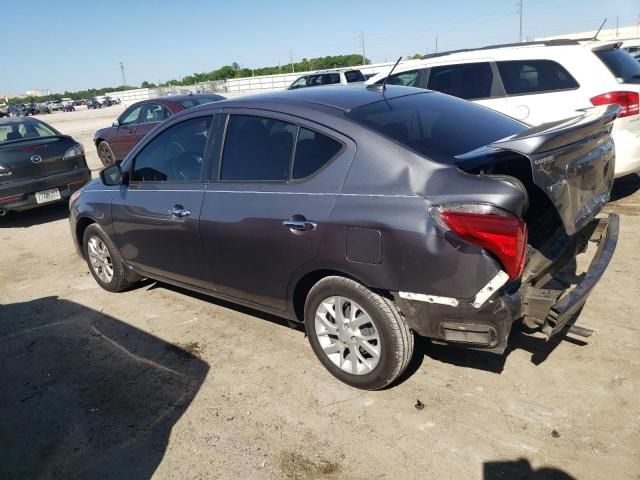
0,136,82,184
456,105,619,235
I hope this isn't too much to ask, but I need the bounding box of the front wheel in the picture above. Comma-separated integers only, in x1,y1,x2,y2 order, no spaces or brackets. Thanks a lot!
304,276,414,390
83,223,136,292
97,141,116,166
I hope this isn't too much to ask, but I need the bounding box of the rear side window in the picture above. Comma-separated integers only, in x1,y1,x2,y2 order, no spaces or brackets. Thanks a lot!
497,60,579,95
293,128,342,179
344,70,366,83
221,115,296,181
347,92,526,159
594,48,640,84
427,62,494,100
132,116,212,182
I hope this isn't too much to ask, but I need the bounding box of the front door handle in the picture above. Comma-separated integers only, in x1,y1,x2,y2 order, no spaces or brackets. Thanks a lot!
283,219,317,232
168,206,191,218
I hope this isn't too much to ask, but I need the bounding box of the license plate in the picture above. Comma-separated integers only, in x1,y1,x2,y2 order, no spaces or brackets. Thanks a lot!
35,188,61,204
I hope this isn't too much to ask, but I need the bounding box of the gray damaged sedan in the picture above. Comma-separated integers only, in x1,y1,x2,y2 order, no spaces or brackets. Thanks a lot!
69,85,619,389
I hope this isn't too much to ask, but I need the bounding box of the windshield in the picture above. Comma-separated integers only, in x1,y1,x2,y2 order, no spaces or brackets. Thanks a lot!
346,92,526,159
0,120,58,144
595,48,640,84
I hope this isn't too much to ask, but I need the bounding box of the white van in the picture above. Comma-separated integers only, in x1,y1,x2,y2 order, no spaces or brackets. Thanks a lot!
367,40,640,177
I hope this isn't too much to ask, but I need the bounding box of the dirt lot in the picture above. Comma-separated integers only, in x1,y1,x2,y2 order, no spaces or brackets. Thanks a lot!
1,107,639,479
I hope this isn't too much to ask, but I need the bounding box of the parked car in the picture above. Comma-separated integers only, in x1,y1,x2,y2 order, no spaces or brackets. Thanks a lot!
0,117,91,214
106,96,121,105
35,103,51,114
70,86,619,390
0,104,8,118
367,39,640,178
48,100,64,112
288,69,366,89
86,98,102,109
93,93,224,166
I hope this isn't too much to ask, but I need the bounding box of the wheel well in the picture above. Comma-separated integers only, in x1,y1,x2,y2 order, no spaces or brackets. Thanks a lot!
95,138,104,147
75,217,95,257
292,269,381,322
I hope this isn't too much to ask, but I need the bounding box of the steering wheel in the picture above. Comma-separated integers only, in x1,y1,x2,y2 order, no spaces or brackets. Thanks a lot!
170,152,202,181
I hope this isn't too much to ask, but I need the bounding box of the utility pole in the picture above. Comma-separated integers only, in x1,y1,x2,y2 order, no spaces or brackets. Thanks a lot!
119,62,127,86
516,0,523,42
616,16,619,38
359,31,366,65
289,50,295,73
435,36,438,53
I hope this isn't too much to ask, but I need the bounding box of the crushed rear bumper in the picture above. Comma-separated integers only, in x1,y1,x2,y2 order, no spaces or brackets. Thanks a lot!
394,213,619,353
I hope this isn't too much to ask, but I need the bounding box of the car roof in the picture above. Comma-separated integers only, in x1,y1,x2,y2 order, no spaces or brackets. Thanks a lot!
193,85,426,113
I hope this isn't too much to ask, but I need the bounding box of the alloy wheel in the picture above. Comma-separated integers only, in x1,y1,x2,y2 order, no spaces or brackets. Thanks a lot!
314,296,381,375
87,236,113,283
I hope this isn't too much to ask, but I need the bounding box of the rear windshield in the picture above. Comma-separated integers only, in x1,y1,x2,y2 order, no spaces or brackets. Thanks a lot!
177,96,220,108
346,92,526,159
0,120,58,144
595,48,640,84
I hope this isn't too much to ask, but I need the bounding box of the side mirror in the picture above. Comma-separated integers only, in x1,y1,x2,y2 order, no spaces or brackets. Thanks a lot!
100,164,124,186
112,120,120,128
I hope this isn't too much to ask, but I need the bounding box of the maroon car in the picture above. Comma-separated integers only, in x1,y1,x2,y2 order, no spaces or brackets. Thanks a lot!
93,94,224,166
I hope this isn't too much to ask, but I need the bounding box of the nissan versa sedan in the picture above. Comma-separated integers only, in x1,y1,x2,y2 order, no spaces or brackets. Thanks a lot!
0,117,91,214
70,85,619,390
93,94,225,166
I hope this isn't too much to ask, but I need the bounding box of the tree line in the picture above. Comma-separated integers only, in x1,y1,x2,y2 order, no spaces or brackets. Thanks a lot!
6,53,423,105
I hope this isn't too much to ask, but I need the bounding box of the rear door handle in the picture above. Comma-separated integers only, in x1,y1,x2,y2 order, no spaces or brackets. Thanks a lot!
283,219,317,232
168,206,191,218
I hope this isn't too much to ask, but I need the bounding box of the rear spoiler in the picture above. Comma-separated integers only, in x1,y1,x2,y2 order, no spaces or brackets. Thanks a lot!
489,104,620,156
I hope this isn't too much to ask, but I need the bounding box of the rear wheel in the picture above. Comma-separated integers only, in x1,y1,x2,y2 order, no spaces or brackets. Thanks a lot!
304,276,414,390
97,141,116,166
83,223,135,292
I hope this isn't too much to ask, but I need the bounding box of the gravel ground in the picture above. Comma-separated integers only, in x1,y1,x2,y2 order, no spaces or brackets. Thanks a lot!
0,107,639,480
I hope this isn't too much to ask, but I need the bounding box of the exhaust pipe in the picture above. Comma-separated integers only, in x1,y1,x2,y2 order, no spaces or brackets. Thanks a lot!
0,209,6,216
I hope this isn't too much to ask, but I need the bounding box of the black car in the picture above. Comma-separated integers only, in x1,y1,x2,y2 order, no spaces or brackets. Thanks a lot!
0,117,91,214
70,86,618,390
86,98,102,109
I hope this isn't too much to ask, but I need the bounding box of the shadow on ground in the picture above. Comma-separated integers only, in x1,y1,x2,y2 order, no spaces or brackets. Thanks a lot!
0,296,209,480
484,458,576,479
610,173,640,202
0,203,70,228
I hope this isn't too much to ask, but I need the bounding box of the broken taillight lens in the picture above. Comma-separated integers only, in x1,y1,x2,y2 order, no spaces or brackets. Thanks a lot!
431,205,527,281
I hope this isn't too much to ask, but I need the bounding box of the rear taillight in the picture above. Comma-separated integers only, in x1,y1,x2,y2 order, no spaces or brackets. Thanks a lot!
590,91,639,118
430,205,527,281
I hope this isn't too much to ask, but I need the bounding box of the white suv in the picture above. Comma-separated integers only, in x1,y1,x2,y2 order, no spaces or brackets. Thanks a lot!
288,69,366,90
367,40,640,178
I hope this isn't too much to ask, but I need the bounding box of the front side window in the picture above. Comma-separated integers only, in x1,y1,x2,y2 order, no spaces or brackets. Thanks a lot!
119,106,142,126
427,62,494,100
497,60,580,94
383,69,422,87
221,115,296,181
323,73,341,85
290,77,308,89
345,70,366,83
132,116,212,182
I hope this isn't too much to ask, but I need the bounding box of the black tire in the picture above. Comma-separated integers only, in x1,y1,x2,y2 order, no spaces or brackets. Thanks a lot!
82,223,135,292
97,141,116,167
304,276,414,390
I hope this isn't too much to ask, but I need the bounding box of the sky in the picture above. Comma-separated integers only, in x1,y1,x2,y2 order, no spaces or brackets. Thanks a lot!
1,0,638,94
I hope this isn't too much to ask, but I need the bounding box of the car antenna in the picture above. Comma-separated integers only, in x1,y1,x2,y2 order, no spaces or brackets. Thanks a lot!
368,56,403,93
592,18,607,40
